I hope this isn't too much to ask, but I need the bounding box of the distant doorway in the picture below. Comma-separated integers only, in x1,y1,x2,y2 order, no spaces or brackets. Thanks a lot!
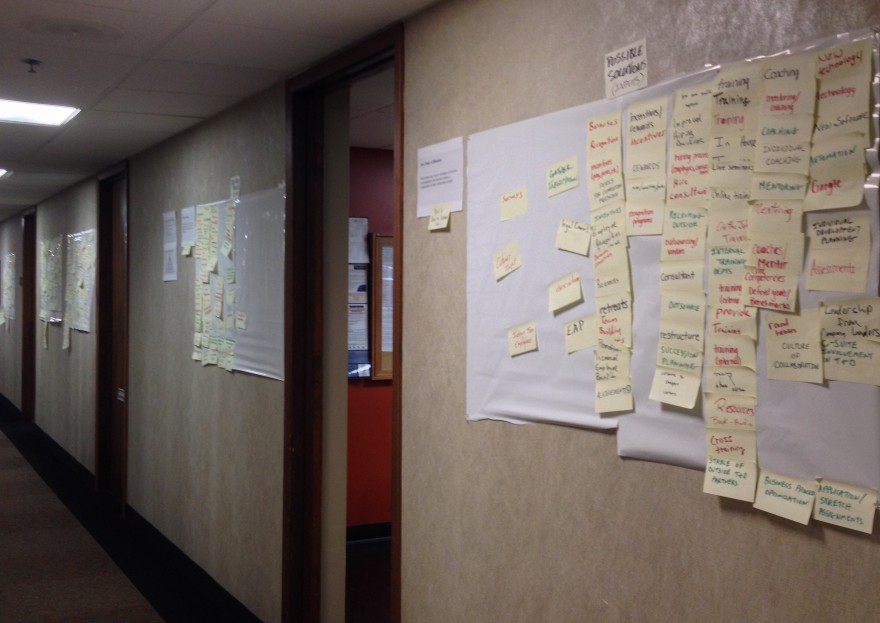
20,210,36,421
96,167,129,508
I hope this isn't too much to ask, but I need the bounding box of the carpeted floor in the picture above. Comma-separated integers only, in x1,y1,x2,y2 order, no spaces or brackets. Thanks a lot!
0,431,164,622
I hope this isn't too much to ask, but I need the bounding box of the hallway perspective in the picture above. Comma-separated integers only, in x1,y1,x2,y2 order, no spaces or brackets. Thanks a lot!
0,398,261,623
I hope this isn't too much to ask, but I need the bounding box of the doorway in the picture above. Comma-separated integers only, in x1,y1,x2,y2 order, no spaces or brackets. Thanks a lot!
21,210,36,421
95,166,129,507
283,27,403,623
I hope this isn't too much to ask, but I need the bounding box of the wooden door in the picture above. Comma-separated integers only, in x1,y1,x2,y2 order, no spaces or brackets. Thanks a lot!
96,170,128,505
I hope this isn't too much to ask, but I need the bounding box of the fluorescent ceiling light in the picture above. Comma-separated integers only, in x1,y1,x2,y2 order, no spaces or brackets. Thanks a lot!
0,98,79,126
0,169,7,178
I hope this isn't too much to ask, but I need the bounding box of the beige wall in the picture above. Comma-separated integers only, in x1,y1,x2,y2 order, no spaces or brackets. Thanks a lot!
127,83,286,623
35,181,98,471
0,217,22,409
401,1,880,621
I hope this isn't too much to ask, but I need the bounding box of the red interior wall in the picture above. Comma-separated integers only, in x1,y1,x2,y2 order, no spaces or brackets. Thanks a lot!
347,147,394,527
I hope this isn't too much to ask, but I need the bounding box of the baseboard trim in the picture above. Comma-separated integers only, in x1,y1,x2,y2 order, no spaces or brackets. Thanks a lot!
0,396,260,623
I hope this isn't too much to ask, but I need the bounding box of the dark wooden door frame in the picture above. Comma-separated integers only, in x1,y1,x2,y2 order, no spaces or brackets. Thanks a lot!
20,209,36,421
283,25,404,623
95,163,129,509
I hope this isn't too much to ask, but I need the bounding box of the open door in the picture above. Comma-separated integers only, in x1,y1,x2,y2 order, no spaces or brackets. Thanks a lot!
96,166,129,507
283,26,403,623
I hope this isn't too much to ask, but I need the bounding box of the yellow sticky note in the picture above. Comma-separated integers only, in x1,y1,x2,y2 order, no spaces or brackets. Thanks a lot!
753,469,817,525
548,272,583,313
707,428,756,463
706,366,757,397
429,203,451,231
661,205,707,261
493,241,522,281
648,368,701,409
804,164,867,212
821,298,880,385
765,309,823,383
814,479,877,534
547,156,579,197
595,377,633,413
703,457,757,502
659,260,703,291
235,311,247,330
703,393,756,430
564,316,597,354
750,172,808,201
747,200,802,233
556,218,591,256
508,321,538,357
500,186,528,221
595,340,631,382
707,334,757,371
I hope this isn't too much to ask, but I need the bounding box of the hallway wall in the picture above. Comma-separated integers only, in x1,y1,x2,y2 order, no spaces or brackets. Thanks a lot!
35,180,98,471
0,218,22,409
126,83,286,623
401,1,880,621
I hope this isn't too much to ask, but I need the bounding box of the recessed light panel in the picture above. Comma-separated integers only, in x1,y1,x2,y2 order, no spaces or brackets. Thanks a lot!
0,98,79,126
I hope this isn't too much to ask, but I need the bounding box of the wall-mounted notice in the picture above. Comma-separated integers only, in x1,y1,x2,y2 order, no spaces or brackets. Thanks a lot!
605,38,647,99
163,211,178,282
1,253,15,324
417,136,464,218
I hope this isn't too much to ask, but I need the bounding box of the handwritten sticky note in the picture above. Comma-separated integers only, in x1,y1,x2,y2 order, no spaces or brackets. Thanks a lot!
493,241,522,281
708,305,757,340
235,311,247,331
804,164,867,212
649,368,701,409
661,206,707,261
704,393,756,430
500,186,528,221
703,457,757,502
813,479,877,534
547,156,579,197
591,203,627,252
707,335,757,371
225,266,236,284
750,172,807,200
556,218,591,256
765,309,823,383
565,315,597,354
661,289,705,324
707,366,757,397
759,53,816,116
592,245,631,296
747,200,802,233
549,272,583,313
821,297,880,385
595,377,633,413
596,294,633,347
595,339,631,381
753,470,817,524
707,428,756,463
508,321,538,357
659,260,703,291
429,203,452,231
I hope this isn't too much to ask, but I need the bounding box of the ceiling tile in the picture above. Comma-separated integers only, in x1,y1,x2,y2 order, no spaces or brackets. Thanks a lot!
0,42,140,108
202,0,438,40
154,19,346,72
94,88,237,119
0,0,191,57
0,124,59,162
120,59,286,98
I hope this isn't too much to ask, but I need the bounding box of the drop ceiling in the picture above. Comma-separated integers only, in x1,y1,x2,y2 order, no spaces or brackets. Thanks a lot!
0,0,428,221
